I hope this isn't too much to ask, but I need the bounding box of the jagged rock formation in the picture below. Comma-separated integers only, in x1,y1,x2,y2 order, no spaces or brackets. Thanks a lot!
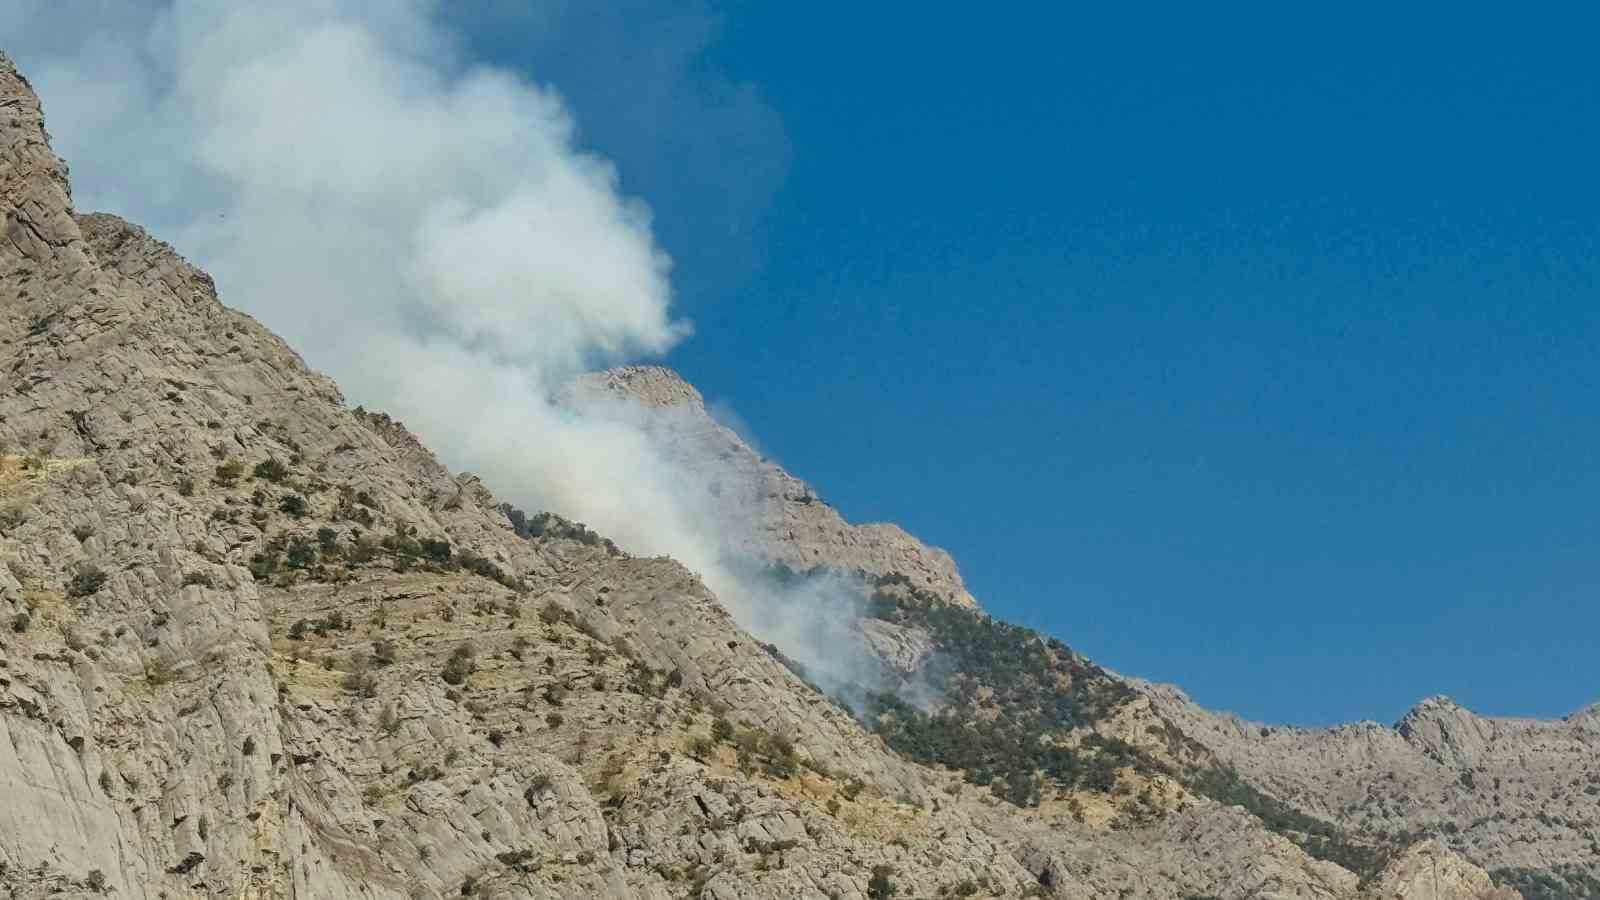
1141,683,1600,897
0,50,1546,899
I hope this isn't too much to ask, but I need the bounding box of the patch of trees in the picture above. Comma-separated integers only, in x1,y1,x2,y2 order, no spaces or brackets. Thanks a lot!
1493,865,1600,900
856,571,1424,883
377,526,522,590
500,504,620,554
1183,765,1408,881
857,575,1141,804
864,687,1137,804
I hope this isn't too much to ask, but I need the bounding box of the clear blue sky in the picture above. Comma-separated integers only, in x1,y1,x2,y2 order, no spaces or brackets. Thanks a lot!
464,2,1600,726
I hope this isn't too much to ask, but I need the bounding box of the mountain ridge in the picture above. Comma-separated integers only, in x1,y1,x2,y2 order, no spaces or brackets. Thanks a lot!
0,49,1568,899
601,362,1597,896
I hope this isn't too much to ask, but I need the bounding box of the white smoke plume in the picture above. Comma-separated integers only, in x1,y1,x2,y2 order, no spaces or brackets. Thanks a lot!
1,0,886,695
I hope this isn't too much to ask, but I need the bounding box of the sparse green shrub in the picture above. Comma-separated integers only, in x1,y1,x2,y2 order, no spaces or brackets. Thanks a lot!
457,550,519,590
496,848,537,870
249,548,280,580
380,527,422,558
687,736,715,760
440,644,476,685
378,704,402,737
177,476,195,497
181,571,213,588
538,600,570,626
146,658,177,685
67,566,109,598
10,612,29,633
278,494,308,518
347,537,379,563
213,460,244,486
371,639,396,667
313,611,347,635
526,774,553,803
86,869,106,892
730,727,799,778
253,457,289,482
284,537,316,569
420,538,452,564
342,660,377,697
868,864,896,899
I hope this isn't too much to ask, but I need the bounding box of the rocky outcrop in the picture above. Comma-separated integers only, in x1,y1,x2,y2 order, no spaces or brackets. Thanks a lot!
1365,841,1515,900
1140,681,1598,894
571,365,979,608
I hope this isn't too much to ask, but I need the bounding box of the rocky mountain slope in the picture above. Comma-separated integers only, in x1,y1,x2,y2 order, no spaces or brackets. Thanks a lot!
1141,684,1600,899
0,50,1552,899
584,369,1597,899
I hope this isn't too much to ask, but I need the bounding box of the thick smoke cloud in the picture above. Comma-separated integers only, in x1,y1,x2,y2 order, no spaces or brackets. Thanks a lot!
2,0,883,696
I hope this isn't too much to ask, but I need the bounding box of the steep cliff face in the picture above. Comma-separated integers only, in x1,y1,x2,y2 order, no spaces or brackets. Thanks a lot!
0,51,1541,900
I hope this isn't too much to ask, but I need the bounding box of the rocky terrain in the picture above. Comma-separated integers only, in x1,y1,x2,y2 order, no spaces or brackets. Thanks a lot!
0,50,1570,899
583,372,1599,899
1141,684,1600,899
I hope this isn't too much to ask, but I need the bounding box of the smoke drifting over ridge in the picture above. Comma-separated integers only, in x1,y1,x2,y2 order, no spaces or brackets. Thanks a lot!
2,1,886,695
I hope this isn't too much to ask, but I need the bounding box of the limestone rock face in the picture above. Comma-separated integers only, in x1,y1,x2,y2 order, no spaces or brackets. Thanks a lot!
1365,841,1513,900
0,49,1551,900
1140,680,1598,894
571,365,979,608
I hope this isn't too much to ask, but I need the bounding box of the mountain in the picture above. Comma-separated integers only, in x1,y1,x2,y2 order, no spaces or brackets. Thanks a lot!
0,50,1568,899
1140,686,1600,899
590,368,1599,900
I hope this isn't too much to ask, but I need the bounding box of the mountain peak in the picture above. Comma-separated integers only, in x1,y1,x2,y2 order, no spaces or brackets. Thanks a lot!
1,52,88,275
577,364,706,410
1398,694,1464,721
